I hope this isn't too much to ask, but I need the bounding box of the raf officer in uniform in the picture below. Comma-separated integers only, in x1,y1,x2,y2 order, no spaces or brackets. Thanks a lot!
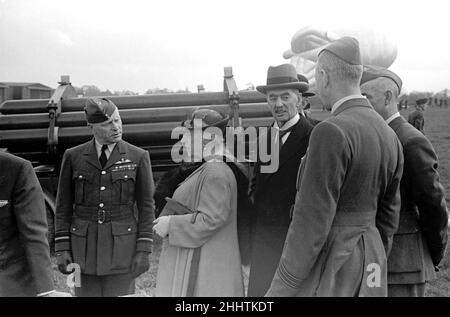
361,66,448,296
55,98,155,297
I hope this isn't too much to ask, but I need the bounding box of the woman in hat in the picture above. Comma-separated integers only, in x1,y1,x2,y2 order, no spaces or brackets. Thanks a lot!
153,108,245,297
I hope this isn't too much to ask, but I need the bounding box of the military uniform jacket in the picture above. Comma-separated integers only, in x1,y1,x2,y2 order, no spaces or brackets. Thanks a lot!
388,116,448,284
266,98,404,297
248,116,313,296
0,152,54,296
55,139,155,276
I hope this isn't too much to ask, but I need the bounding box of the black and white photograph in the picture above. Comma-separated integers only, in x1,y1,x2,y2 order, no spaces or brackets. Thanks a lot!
0,0,449,301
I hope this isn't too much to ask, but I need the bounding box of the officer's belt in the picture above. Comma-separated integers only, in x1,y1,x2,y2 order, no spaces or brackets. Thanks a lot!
332,211,376,227
74,205,134,223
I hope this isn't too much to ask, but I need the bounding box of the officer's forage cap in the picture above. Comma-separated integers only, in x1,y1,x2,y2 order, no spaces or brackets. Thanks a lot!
319,36,362,66
360,65,403,93
84,98,118,124
182,108,229,131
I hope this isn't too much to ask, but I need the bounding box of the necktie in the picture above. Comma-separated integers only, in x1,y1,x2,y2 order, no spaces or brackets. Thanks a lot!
99,144,108,168
278,126,294,147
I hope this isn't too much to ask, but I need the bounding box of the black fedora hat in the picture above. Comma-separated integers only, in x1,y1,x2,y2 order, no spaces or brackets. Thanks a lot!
256,64,309,94
297,74,315,97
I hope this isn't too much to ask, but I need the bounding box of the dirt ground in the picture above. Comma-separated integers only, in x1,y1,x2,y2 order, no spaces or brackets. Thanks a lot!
52,105,450,296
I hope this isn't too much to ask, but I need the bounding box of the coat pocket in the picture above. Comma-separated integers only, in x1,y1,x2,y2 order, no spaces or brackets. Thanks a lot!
72,172,94,204
387,232,422,273
110,220,137,270
70,218,90,271
111,171,136,204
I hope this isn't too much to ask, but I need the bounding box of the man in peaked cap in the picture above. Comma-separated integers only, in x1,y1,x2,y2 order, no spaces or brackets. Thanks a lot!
55,97,155,296
361,66,448,297
266,37,404,296
247,64,314,296
408,98,427,134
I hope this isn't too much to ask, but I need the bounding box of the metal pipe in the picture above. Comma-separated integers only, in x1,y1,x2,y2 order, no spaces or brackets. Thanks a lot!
0,91,266,114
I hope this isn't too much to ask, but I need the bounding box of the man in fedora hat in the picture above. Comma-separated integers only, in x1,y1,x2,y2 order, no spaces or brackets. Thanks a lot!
55,97,155,296
266,37,403,296
360,66,448,296
297,74,320,126
247,64,314,296
408,98,427,134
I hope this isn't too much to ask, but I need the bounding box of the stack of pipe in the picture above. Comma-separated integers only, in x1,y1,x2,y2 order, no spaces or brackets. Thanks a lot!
0,91,272,169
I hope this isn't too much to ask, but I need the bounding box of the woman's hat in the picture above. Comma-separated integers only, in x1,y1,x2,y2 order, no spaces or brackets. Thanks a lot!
181,108,229,132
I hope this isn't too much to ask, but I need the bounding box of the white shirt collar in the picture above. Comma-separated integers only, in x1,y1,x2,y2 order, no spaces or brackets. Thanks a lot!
273,113,300,130
331,95,366,114
385,112,401,125
94,139,116,158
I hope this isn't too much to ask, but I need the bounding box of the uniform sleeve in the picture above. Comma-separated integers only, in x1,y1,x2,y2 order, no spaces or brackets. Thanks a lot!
135,151,156,252
267,122,349,296
55,150,74,252
405,136,448,265
14,160,55,295
168,167,232,249
375,138,403,257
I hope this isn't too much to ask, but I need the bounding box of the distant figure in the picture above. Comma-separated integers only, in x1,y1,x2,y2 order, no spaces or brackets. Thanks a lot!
408,99,427,134
361,66,448,297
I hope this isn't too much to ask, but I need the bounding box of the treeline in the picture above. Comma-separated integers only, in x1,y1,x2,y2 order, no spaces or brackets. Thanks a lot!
75,85,192,97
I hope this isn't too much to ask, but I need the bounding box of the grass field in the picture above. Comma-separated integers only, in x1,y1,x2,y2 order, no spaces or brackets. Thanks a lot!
52,105,450,296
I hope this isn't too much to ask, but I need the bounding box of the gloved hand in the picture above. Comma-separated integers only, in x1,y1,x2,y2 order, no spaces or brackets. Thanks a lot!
153,216,171,238
56,251,73,275
131,251,150,278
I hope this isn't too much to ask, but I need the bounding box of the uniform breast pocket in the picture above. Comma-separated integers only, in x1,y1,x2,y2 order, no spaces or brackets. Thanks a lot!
111,171,136,204
72,172,94,204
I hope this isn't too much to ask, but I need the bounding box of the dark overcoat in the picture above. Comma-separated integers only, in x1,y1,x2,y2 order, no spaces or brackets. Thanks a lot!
0,152,54,296
247,115,313,296
387,116,448,284
55,139,155,276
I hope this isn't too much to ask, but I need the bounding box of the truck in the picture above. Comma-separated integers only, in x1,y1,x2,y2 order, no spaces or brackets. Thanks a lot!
0,67,273,251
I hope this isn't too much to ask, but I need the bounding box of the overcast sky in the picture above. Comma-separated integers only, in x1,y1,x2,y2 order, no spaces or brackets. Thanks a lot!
0,0,449,94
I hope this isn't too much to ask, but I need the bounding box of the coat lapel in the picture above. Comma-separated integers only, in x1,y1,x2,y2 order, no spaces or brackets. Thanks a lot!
83,139,102,170
262,116,312,183
388,115,406,133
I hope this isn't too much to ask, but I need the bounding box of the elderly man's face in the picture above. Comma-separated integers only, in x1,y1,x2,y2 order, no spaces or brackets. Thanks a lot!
266,88,301,126
90,109,122,144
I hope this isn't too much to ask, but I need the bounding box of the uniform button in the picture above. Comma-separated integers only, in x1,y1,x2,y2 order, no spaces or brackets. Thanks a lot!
101,171,106,175
100,186,106,191
99,203,104,207
78,175,83,179
72,228,76,231
124,175,128,179
128,228,131,232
